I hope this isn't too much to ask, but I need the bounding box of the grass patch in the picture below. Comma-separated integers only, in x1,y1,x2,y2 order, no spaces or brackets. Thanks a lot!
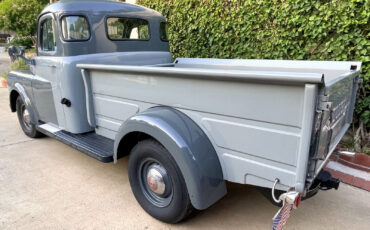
340,139,355,149
26,48,36,53
340,138,370,155
10,58,29,71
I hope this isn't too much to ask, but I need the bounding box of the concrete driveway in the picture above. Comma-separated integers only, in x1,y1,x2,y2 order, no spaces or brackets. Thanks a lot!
0,88,369,230
0,55,10,76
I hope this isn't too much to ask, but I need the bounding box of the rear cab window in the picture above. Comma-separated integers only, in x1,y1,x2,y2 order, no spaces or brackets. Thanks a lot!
160,22,168,42
106,17,150,40
61,16,90,41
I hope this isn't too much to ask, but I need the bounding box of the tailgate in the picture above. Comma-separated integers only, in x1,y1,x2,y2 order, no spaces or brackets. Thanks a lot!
308,69,362,179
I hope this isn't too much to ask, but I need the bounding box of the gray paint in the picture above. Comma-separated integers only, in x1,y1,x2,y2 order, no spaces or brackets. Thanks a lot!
114,107,227,210
8,0,172,134
7,70,39,125
32,47,60,125
306,71,361,185
29,0,172,133
174,58,362,82
82,63,307,192
34,51,172,134
38,0,169,57
31,77,59,125
80,58,361,195
81,69,96,128
294,84,317,192
6,0,362,210
77,63,325,86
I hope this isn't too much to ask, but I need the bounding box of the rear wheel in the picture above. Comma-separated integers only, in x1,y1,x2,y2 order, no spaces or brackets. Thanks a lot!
128,139,194,223
16,96,43,138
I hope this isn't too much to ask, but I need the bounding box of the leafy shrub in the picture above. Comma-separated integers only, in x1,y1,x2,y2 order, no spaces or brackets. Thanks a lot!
0,0,50,38
5,36,34,50
138,0,369,149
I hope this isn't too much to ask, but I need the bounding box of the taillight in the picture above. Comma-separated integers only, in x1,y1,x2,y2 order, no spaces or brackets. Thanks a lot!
294,193,302,208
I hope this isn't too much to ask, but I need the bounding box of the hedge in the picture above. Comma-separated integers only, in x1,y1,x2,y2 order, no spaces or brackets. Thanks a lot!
5,36,34,50
138,0,369,148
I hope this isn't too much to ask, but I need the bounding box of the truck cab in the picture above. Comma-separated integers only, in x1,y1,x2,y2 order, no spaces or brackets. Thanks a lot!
12,0,171,134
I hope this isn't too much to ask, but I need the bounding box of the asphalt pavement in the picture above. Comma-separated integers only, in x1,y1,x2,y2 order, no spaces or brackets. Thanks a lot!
0,88,369,230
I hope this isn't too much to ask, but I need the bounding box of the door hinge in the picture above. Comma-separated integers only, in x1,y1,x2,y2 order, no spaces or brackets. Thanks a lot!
318,95,332,111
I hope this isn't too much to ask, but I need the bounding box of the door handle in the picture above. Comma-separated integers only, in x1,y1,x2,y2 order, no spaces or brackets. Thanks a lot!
48,64,57,68
61,98,72,107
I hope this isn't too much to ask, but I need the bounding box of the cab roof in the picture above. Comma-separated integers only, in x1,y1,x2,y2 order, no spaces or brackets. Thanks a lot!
40,0,162,17
37,0,169,56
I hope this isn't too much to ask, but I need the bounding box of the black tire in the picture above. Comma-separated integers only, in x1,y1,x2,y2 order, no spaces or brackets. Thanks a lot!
128,139,194,223
16,96,43,138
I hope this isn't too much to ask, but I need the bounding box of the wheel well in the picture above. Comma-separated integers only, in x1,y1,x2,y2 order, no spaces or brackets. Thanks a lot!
10,90,19,112
116,132,153,159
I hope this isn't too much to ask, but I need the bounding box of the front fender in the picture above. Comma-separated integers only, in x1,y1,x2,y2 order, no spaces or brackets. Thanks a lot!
12,83,38,125
7,70,38,125
114,107,227,210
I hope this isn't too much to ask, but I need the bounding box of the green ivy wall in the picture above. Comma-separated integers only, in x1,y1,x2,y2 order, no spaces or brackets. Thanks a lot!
138,0,369,134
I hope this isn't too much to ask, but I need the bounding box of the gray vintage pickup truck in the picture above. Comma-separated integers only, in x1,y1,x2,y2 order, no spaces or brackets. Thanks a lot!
7,0,362,224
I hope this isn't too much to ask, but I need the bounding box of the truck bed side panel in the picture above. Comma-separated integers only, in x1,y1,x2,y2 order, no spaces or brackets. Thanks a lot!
87,70,316,191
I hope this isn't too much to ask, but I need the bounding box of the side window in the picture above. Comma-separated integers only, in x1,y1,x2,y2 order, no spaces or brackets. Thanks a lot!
61,16,90,41
160,22,168,42
107,18,150,40
40,18,56,52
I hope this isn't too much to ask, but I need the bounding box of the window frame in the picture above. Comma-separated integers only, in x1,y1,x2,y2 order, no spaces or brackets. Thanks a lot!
105,16,151,41
159,22,169,42
59,14,91,42
38,14,57,55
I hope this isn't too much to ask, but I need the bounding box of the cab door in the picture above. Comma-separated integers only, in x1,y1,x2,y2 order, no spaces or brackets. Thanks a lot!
32,14,65,128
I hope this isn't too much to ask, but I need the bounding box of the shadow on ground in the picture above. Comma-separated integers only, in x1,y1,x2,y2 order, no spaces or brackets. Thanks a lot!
0,88,369,230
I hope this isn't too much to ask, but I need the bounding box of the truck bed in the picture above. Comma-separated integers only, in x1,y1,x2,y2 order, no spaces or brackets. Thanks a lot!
77,58,361,192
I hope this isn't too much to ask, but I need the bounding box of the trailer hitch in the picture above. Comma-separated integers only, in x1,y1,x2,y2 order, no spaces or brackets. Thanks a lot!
316,170,340,190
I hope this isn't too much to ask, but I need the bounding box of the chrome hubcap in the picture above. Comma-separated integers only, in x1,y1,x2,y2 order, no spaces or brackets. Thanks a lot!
23,109,30,124
139,159,173,207
146,166,166,195
21,106,31,129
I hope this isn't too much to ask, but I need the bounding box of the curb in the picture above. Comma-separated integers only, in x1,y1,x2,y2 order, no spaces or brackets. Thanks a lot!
330,152,370,172
325,152,370,192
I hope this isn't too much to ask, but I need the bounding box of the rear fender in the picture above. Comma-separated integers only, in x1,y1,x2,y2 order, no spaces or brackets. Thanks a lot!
114,107,227,210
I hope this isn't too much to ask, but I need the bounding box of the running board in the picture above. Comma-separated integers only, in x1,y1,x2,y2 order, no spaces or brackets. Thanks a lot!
37,124,114,163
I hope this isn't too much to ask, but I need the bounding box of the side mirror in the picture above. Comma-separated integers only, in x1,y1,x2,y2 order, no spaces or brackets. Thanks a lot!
8,46,25,61
8,46,35,65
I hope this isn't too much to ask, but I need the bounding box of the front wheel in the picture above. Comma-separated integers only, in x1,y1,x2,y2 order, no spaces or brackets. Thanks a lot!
16,96,43,138
128,139,194,223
